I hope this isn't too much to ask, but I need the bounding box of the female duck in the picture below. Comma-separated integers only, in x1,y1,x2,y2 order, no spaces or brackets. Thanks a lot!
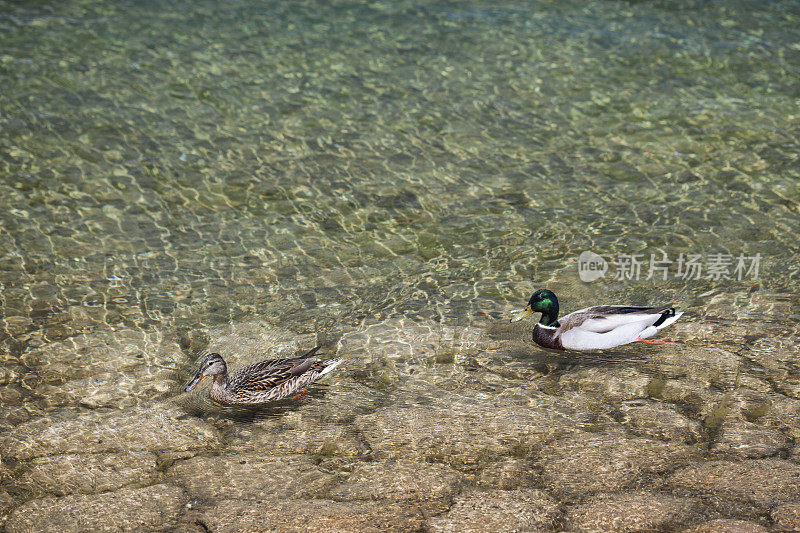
510,289,683,351
184,346,341,405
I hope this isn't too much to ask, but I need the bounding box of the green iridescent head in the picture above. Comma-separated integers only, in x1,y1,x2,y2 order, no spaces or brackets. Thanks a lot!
510,289,560,326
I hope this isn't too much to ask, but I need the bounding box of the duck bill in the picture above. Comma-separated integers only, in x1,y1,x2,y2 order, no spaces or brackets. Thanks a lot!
510,306,534,323
184,373,205,392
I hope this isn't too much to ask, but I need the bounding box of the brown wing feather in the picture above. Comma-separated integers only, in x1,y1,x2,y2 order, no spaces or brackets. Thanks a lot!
228,356,326,392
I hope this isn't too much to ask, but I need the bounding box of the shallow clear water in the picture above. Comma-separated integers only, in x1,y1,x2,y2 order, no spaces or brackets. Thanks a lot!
1,0,800,529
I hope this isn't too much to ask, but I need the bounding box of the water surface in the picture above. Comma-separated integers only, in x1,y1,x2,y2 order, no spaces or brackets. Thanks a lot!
1,0,799,528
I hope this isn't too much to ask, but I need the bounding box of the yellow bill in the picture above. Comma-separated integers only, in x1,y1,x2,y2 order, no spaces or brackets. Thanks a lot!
510,305,533,323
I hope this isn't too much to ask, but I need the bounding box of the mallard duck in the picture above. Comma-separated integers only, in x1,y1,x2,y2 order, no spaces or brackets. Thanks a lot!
184,346,341,405
510,289,683,351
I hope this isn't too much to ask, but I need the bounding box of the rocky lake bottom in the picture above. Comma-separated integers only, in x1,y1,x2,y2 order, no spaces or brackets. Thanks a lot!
1,314,799,532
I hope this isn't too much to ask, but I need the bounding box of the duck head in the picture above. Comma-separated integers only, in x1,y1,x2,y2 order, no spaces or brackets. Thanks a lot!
184,353,227,392
510,289,560,326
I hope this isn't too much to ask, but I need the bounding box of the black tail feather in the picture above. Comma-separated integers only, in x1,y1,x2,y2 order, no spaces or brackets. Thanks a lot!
652,307,676,328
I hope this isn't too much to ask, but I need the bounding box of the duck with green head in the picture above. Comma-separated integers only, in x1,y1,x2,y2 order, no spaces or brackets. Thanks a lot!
510,289,683,351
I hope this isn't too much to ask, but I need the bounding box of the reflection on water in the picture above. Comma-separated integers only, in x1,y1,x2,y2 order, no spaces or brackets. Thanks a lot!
1,0,800,530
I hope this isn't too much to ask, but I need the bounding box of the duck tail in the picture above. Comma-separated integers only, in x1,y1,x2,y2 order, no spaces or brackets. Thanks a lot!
651,307,675,327
299,345,323,358
318,358,342,377
654,310,683,330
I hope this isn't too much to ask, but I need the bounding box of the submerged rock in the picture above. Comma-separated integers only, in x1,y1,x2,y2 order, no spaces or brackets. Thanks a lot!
425,489,560,532
2,313,795,532
4,483,187,533
559,366,651,402
0,405,31,433
19,328,181,384
354,391,585,469
668,459,800,514
1,405,220,462
618,400,704,443
226,421,368,458
328,459,462,514
657,379,724,419
168,453,338,501
33,368,175,409
563,491,701,532
280,380,385,425
475,457,539,490
680,518,770,532
18,451,160,496
0,365,20,386
647,346,742,388
755,396,800,441
0,488,14,515
710,419,789,458
194,499,425,533
537,432,697,499
17,328,184,410
770,502,800,531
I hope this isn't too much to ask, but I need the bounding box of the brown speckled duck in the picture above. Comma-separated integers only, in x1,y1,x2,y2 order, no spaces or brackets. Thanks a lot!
184,346,341,405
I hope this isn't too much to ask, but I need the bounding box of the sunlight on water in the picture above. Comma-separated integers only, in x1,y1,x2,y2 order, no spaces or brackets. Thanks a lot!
1,0,799,530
